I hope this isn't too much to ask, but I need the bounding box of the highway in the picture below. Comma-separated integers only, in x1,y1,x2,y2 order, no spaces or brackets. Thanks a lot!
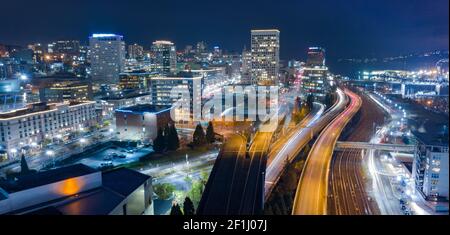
264,89,347,200
196,134,248,214
292,89,362,215
264,103,324,198
328,89,387,215
237,131,272,214
265,88,347,199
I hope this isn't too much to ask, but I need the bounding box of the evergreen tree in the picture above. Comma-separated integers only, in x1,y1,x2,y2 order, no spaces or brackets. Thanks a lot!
20,154,30,175
205,121,215,143
153,128,166,153
163,123,170,146
325,93,333,107
294,97,302,113
306,94,314,110
192,123,206,146
183,197,195,215
170,203,183,215
167,123,180,151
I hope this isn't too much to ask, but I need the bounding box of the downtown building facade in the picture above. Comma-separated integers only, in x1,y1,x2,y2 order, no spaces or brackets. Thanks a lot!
89,34,126,85
250,29,280,86
0,101,97,152
151,41,177,75
149,74,202,122
413,144,449,208
115,105,172,143
301,47,330,100
127,43,144,60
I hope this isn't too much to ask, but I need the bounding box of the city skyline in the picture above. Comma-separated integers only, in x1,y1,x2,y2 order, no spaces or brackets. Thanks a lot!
0,0,448,219
1,0,448,60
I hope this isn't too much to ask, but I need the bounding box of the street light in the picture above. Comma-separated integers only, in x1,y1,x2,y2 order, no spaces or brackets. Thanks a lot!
19,74,28,81
10,148,17,159
46,150,55,168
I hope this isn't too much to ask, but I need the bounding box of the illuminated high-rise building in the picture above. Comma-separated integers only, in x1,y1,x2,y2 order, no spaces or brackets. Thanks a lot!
89,34,126,85
128,43,144,60
306,47,326,67
151,40,176,75
250,29,280,86
301,46,329,99
51,40,80,56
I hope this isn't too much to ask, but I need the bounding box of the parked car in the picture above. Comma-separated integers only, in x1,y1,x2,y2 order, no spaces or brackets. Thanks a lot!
100,161,113,167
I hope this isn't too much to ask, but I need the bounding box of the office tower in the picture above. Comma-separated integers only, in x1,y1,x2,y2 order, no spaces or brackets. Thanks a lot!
306,47,326,67
27,43,45,63
301,47,329,99
89,34,126,85
151,40,176,75
241,47,252,85
150,74,202,121
250,29,280,86
196,41,207,55
128,43,144,60
51,40,81,56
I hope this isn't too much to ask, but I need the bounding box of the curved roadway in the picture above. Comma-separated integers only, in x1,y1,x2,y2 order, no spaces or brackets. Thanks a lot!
292,89,362,215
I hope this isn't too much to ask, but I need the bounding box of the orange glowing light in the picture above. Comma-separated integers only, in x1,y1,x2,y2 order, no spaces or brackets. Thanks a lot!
58,178,84,196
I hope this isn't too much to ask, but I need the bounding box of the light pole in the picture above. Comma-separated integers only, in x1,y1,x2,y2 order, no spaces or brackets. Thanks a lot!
46,150,55,168
79,138,87,152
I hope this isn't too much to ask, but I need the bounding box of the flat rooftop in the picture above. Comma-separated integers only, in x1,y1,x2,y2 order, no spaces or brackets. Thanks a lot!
4,166,151,215
100,92,151,101
0,164,98,193
0,101,93,120
116,104,171,114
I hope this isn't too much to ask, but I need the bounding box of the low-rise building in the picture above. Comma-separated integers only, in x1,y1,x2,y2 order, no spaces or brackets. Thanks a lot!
115,104,172,143
0,101,97,152
413,145,449,203
0,164,153,215
98,92,152,119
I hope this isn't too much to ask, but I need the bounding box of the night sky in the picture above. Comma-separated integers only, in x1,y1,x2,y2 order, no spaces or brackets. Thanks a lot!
1,0,448,60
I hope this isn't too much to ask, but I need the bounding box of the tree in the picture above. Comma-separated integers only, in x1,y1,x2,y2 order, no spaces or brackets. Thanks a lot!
163,123,170,141
183,197,195,215
153,183,176,200
153,128,166,153
306,94,314,110
192,123,206,146
325,92,334,108
205,121,215,143
293,97,302,113
20,154,30,175
167,123,180,151
170,203,183,215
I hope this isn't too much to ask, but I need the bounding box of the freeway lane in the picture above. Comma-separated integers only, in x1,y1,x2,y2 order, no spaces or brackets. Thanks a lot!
238,132,272,214
196,134,247,214
328,89,387,215
264,103,324,198
265,88,347,200
292,89,362,215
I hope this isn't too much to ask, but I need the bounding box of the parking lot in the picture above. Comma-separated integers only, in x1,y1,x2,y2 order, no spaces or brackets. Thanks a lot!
73,145,153,169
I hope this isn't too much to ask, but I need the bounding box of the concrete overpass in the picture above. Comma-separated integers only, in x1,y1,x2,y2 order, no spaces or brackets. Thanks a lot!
335,141,416,152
